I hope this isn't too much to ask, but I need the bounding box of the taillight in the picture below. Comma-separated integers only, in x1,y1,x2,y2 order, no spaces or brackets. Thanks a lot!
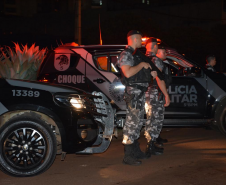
39,74,50,83
39,78,49,82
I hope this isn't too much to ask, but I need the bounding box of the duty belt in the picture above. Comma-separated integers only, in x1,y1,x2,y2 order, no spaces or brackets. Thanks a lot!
127,84,148,92
126,84,148,100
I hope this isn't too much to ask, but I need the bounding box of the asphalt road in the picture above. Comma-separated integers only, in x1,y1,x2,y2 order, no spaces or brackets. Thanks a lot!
1,127,226,185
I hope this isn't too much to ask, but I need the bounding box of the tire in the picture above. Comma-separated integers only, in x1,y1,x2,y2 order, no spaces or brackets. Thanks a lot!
215,103,226,136
0,112,57,177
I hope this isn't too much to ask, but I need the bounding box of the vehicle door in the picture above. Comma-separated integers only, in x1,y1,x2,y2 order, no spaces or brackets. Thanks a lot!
38,50,88,91
164,56,208,119
72,48,126,111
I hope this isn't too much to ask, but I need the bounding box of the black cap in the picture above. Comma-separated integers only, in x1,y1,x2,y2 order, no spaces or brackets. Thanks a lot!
158,44,166,49
127,30,143,38
206,54,215,59
145,37,157,45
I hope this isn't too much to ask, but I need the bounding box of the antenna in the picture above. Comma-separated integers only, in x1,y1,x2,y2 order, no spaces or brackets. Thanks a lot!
99,14,102,45
56,40,59,47
60,39,63,45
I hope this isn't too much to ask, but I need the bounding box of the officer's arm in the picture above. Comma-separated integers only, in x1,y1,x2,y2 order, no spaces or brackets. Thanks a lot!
156,78,167,96
121,62,151,78
156,78,170,107
155,63,168,97
154,61,170,106
152,59,163,78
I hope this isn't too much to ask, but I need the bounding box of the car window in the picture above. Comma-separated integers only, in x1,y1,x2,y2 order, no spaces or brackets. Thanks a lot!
95,56,108,71
164,59,183,76
183,66,202,77
110,55,120,73
94,55,120,73
165,59,202,77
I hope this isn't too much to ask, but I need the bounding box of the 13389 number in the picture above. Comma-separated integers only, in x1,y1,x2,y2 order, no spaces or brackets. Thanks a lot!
12,90,40,97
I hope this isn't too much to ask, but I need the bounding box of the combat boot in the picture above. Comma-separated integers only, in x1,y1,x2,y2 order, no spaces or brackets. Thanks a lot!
156,136,168,146
123,143,142,166
133,139,148,159
154,143,164,153
145,141,153,158
145,141,163,157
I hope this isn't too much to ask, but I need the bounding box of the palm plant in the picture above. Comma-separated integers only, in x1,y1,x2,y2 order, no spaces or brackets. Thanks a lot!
0,43,46,80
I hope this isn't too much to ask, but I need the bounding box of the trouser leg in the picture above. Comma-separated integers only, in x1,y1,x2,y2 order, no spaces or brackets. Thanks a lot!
145,88,165,141
144,88,165,156
122,87,145,165
123,87,145,145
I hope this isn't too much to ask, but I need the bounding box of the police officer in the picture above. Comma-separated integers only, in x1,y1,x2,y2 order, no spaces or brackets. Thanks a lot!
155,45,171,145
156,45,167,61
117,30,157,165
205,55,216,72
144,38,170,157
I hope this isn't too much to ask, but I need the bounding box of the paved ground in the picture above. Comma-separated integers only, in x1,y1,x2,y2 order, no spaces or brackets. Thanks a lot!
1,127,226,185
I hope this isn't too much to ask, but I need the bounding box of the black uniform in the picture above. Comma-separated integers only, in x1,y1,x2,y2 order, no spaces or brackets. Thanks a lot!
206,64,216,72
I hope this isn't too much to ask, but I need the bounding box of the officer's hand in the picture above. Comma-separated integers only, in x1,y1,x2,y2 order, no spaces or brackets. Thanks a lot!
151,71,157,78
164,95,170,107
141,62,152,69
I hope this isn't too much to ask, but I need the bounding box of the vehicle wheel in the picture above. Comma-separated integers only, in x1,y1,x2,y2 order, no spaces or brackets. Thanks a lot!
215,104,226,136
0,112,57,177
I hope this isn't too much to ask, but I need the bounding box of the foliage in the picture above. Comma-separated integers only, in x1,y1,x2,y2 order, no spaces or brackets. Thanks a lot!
0,43,46,80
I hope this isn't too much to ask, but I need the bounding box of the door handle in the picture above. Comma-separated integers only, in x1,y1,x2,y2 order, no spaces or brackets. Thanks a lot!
93,78,105,84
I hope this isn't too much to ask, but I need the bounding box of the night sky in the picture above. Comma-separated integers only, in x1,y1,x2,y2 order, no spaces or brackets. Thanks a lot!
1,0,226,71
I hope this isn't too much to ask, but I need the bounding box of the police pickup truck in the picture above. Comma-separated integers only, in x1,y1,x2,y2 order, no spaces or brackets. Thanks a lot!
37,43,226,136
0,78,114,176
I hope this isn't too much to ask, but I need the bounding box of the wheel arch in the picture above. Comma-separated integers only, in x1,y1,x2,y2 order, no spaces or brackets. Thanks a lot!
212,96,226,119
0,107,65,154
212,96,226,135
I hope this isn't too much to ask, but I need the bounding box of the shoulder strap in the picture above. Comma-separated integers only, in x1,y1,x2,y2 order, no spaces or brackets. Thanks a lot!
124,47,134,54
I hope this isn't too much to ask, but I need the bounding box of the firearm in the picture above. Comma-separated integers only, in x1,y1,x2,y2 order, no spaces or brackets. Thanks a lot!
133,49,164,81
124,92,135,109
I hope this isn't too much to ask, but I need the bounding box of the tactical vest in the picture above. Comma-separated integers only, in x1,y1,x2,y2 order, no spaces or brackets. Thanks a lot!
163,64,172,88
145,55,158,86
121,48,151,86
151,58,172,88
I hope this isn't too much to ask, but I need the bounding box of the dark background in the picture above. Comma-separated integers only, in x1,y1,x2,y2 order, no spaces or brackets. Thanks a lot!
1,0,226,71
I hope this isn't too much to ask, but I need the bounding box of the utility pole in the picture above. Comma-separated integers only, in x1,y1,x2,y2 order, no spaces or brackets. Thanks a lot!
75,0,81,45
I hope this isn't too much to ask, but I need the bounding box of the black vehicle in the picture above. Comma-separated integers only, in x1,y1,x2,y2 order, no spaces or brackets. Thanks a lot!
0,78,114,176
37,43,226,135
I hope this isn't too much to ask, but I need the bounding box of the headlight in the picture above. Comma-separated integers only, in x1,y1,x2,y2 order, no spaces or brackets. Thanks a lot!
54,94,85,109
70,98,84,109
